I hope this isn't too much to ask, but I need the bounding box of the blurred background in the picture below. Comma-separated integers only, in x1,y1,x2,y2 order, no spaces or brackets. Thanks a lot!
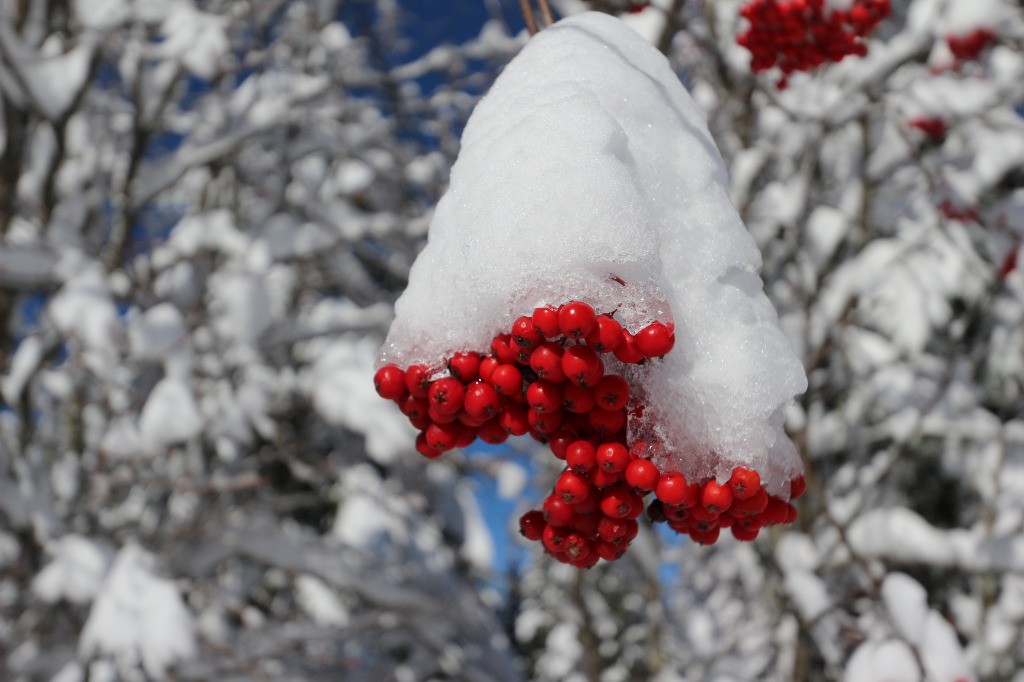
1,0,1023,680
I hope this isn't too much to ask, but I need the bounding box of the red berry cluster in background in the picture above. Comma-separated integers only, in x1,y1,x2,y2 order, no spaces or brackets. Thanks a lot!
736,0,891,87
907,116,947,141
947,28,996,64
375,299,804,568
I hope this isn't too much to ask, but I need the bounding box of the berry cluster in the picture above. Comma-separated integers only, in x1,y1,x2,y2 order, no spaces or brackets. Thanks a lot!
938,199,979,223
947,28,996,64
907,116,947,141
374,299,802,568
736,0,891,87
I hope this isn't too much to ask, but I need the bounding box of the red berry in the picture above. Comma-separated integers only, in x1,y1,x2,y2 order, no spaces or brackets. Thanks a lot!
656,472,690,506
727,467,761,501
621,518,640,543
561,383,596,414
398,394,429,420
490,364,523,396
404,364,431,398
543,495,575,526
596,442,630,473
732,487,769,516
590,467,622,489
542,524,568,553
588,406,626,436
499,403,530,436
762,497,790,526
597,516,629,542
526,380,563,413
527,407,563,434
532,305,562,338
790,474,807,499
612,330,645,364
508,337,532,364
625,459,660,491
425,422,459,454
701,480,734,513
584,315,623,352
491,333,517,364
556,471,592,504
529,343,567,383
478,356,499,382
511,316,544,350
635,322,675,357
594,539,626,562
548,430,575,460
374,365,408,401
563,533,592,560
573,493,600,515
477,419,509,444
647,500,668,524
519,510,546,541
572,551,600,569
600,485,641,519
561,345,604,387
458,410,487,427
688,503,719,523
731,523,760,542
463,381,501,420
690,526,720,546
415,432,440,459
593,375,629,411
447,351,481,382
409,414,431,431
454,424,476,448
427,405,458,424
558,301,597,339
427,377,465,416
565,440,597,474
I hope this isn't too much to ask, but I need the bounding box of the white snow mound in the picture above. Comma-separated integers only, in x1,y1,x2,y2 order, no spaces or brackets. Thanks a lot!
379,12,806,494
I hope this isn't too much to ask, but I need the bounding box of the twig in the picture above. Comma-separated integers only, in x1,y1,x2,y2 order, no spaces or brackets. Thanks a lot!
519,0,538,35
537,0,555,27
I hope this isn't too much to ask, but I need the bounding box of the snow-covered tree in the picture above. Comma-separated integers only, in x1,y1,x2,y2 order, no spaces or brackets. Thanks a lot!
2,0,1024,680
0,2,522,679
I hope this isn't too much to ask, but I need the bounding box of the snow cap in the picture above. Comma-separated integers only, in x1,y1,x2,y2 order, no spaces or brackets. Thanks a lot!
379,12,806,496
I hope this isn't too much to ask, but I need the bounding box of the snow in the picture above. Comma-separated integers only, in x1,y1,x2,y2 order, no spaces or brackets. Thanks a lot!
379,12,805,495
32,535,110,605
495,460,528,499
156,4,228,80
332,463,409,548
79,544,196,678
310,337,413,464
73,0,130,30
847,507,1024,572
295,574,349,626
127,303,187,361
1,336,42,406
844,639,920,682
0,244,59,288
138,377,202,452
881,573,975,681
457,482,495,570
0,23,94,120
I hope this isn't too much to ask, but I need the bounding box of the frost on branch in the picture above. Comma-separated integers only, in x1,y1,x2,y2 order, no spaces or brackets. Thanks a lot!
378,12,806,560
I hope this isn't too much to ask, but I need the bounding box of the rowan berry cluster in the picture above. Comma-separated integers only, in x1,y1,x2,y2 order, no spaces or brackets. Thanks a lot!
736,0,891,87
908,116,947,141
374,299,802,568
947,28,996,64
